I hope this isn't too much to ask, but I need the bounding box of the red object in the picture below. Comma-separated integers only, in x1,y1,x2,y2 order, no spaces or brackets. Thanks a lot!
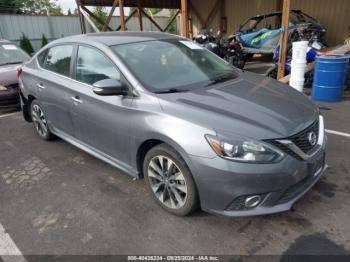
16,67,22,79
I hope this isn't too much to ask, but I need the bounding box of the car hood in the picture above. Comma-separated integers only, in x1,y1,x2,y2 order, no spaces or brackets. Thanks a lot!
0,64,19,86
157,71,318,139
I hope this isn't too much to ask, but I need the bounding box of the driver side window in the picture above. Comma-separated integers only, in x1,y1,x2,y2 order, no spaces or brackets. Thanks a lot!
76,45,120,85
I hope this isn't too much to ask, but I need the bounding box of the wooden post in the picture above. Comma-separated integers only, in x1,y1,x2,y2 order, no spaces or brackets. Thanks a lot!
76,0,86,34
181,0,189,37
103,0,119,31
119,0,126,31
277,0,291,80
116,9,137,31
137,0,143,31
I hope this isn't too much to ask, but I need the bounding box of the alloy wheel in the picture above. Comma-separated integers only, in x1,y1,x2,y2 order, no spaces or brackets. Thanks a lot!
147,155,188,209
31,104,48,137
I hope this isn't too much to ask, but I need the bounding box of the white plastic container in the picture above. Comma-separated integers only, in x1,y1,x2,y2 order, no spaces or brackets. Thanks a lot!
290,41,308,92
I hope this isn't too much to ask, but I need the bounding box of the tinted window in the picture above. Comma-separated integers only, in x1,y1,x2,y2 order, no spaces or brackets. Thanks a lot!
76,45,120,85
37,49,48,67
0,44,30,65
43,45,73,77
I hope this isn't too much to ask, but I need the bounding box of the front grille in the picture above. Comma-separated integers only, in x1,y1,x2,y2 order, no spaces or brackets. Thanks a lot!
289,120,319,153
265,119,319,160
267,140,303,161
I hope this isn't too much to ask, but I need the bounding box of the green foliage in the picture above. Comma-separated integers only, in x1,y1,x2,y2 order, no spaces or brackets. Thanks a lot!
92,6,107,30
21,0,62,15
0,0,25,13
19,33,34,55
41,34,48,47
0,0,61,14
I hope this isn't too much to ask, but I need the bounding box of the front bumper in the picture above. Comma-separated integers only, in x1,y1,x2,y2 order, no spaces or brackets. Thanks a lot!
189,147,326,217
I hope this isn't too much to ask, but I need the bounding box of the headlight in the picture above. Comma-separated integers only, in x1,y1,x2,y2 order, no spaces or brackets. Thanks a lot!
205,134,284,163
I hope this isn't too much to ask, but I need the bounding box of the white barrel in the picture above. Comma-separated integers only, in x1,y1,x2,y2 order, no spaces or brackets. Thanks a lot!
290,41,308,92
292,41,308,62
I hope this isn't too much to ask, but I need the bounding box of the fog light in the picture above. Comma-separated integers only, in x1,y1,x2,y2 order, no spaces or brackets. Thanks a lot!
244,195,262,208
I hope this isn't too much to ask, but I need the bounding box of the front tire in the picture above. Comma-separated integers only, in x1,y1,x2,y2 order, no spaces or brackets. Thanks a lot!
30,100,54,140
143,144,199,216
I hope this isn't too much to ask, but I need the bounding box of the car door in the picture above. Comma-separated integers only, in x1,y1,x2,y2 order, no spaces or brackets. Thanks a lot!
70,44,133,165
35,44,77,137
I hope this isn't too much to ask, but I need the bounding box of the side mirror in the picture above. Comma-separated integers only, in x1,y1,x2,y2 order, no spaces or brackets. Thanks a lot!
92,79,127,96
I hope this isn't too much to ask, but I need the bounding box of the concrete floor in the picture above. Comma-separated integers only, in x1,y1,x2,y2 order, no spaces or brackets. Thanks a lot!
0,91,350,257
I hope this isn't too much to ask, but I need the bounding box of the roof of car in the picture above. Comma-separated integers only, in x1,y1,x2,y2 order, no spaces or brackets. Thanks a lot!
251,9,302,19
0,39,12,44
53,31,184,46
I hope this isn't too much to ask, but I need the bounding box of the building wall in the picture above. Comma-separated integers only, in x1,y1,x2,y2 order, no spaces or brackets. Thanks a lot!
290,0,350,45
189,0,350,45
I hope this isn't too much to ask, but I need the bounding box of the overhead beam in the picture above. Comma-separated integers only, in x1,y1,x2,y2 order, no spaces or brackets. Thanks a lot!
81,5,113,31
103,0,119,31
141,9,163,32
181,0,189,37
116,9,137,31
79,6,100,32
277,0,291,80
119,0,126,31
163,9,180,32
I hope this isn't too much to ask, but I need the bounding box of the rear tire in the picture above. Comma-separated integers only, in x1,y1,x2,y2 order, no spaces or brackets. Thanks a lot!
30,100,54,141
143,144,199,216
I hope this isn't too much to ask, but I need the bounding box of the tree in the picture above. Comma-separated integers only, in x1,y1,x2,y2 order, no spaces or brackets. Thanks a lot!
0,0,25,13
21,0,61,15
73,8,79,16
67,8,72,16
41,34,48,47
19,33,34,55
92,6,107,30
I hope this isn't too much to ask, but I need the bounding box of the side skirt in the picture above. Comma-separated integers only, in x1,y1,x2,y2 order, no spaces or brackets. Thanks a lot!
51,128,140,179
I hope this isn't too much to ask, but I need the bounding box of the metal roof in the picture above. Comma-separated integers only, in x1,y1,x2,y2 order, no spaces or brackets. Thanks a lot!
79,0,181,9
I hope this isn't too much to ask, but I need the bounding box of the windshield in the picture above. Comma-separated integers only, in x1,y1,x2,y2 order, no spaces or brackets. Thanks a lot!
0,44,30,66
112,40,240,93
290,12,318,25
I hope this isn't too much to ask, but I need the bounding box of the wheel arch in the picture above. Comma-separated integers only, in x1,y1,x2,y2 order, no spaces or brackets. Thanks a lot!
135,135,196,179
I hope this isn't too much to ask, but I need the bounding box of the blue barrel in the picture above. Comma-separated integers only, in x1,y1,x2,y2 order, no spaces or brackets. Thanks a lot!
312,55,350,102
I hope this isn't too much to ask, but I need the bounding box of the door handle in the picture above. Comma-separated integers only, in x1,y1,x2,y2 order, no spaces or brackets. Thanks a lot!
37,83,45,89
71,96,83,104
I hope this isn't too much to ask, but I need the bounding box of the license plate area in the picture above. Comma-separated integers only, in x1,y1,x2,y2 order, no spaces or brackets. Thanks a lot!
309,153,325,177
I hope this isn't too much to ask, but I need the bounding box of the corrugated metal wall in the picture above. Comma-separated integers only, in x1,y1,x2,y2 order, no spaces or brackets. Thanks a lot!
291,0,350,45
0,14,170,51
189,0,277,36
189,0,350,45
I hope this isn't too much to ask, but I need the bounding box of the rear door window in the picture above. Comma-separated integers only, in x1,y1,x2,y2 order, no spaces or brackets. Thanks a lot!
43,45,73,77
76,45,120,85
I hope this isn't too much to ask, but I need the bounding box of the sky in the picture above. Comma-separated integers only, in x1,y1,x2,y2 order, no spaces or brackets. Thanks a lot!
57,0,129,15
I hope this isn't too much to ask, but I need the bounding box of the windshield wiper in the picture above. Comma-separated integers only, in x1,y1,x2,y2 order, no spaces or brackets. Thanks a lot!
206,75,235,86
155,88,188,94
